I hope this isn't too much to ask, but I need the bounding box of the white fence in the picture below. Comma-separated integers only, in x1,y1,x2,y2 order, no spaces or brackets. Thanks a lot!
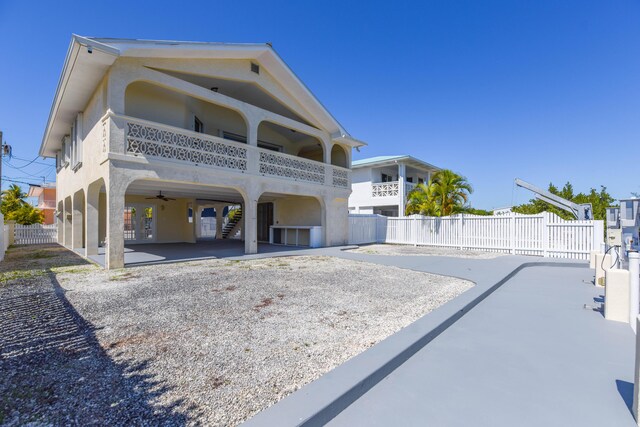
14,224,58,245
349,212,604,260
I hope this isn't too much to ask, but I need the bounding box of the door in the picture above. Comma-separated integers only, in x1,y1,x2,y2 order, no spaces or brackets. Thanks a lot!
257,202,274,242
124,204,156,244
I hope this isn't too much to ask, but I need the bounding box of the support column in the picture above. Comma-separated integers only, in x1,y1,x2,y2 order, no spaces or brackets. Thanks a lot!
189,200,197,243
398,163,407,217
63,197,72,248
85,185,99,256
56,201,64,244
106,184,126,270
215,204,225,240
72,191,84,252
243,192,259,254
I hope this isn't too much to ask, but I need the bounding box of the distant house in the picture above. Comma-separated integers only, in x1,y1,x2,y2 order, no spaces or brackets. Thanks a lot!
493,206,513,216
27,183,56,225
349,155,440,217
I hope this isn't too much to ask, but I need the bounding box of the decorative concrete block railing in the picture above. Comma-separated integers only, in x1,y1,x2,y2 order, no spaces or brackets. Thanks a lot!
109,114,349,189
349,212,605,260
372,181,399,197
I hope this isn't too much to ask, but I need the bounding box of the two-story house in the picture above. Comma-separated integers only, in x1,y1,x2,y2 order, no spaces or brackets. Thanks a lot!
27,183,56,225
40,36,365,269
349,155,440,217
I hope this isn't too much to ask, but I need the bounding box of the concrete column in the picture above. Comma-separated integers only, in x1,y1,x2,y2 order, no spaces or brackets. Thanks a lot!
63,197,72,248
56,202,64,244
190,200,197,243
194,205,201,240
106,184,126,270
85,185,100,256
215,204,225,240
398,163,406,217
630,252,640,332
72,191,84,252
243,193,259,254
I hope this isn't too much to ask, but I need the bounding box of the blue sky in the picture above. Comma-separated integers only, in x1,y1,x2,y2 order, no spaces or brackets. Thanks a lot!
1,0,639,209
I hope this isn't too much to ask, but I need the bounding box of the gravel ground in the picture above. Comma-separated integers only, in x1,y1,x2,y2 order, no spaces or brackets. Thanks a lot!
348,243,506,259
0,244,472,426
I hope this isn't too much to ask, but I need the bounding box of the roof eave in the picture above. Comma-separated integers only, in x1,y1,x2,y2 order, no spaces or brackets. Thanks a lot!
39,35,120,158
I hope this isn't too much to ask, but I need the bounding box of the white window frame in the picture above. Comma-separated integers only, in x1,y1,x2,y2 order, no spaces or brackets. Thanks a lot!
71,113,83,170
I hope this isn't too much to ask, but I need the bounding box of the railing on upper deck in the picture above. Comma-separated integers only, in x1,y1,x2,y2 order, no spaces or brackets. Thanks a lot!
106,114,350,189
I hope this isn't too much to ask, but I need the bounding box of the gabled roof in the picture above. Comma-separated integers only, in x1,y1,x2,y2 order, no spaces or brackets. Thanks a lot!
351,155,440,171
40,35,365,157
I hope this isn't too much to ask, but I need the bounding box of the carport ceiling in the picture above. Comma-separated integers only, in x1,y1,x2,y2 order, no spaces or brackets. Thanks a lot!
126,181,244,203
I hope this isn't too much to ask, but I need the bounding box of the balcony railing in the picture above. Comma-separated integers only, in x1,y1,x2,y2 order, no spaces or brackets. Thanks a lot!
105,114,350,189
371,181,417,198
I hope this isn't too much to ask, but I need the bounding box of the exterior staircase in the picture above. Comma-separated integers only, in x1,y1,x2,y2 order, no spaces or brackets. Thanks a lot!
221,208,242,239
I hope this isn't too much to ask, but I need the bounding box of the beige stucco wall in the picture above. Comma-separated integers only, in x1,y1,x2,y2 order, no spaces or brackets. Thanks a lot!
274,196,322,226
124,194,194,243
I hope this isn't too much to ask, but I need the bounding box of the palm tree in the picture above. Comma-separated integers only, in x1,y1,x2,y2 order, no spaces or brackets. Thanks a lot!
405,181,439,216
431,169,473,216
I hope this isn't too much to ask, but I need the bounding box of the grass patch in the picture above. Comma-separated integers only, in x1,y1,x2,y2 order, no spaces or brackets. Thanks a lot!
0,269,46,285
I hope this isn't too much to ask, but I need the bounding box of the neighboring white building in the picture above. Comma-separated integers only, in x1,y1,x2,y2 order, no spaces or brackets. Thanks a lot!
349,155,440,217
493,206,513,216
40,36,365,269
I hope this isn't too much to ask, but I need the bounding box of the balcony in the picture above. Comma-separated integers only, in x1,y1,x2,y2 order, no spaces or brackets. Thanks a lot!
371,181,416,198
102,113,350,189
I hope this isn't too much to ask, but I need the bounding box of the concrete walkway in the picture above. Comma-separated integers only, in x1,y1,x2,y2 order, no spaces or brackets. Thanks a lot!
244,250,637,426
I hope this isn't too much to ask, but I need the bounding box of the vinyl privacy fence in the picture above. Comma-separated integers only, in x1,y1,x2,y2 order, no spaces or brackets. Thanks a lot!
349,213,604,260
13,224,58,244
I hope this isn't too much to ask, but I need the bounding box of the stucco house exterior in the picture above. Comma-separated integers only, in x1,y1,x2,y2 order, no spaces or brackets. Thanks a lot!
349,155,440,217
27,183,56,225
40,35,365,269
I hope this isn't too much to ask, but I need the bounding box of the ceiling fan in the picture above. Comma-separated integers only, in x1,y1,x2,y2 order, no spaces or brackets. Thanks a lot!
146,191,176,202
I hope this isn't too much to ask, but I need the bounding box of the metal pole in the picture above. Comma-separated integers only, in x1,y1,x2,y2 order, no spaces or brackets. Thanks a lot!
630,251,640,333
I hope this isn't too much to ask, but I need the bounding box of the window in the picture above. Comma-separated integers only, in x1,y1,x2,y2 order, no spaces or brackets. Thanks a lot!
381,173,393,183
406,177,413,183
418,178,424,184
71,113,83,170
257,140,283,152
221,131,247,143
62,135,71,167
194,116,204,133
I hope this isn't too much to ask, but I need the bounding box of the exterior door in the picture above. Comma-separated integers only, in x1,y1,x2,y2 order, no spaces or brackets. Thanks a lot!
124,204,156,243
257,202,274,242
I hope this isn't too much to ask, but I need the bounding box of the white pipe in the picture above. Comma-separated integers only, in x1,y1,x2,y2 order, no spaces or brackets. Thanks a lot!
630,252,640,333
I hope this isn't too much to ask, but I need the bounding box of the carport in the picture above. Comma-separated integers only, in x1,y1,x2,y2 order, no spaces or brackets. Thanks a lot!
85,240,314,267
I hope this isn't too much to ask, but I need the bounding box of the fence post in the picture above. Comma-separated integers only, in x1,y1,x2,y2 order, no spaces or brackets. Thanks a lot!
459,214,464,250
593,219,604,254
510,213,516,255
7,221,15,246
542,213,549,258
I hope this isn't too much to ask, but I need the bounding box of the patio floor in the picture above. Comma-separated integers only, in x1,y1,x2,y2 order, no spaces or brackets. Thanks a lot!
83,240,327,267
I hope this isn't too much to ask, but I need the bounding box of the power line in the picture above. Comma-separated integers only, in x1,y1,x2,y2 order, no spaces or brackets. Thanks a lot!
10,155,52,167
1,176,41,187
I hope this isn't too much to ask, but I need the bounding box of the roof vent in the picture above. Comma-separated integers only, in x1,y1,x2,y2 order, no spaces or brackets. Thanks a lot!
251,63,260,74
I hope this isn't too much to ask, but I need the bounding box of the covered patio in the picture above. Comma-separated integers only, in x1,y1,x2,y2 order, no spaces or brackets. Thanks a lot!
83,240,320,267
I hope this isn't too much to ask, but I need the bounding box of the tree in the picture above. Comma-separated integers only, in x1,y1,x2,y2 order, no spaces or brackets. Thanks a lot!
512,182,615,221
1,184,44,225
405,170,473,217
406,182,439,216
463,207,493,216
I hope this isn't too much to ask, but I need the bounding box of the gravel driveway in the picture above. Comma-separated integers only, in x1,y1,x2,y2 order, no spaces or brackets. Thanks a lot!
348,243,506,258
0,244,472,426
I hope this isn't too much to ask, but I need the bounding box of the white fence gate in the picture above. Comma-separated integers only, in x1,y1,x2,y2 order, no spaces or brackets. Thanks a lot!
349,212,604,260
14,224,58,245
